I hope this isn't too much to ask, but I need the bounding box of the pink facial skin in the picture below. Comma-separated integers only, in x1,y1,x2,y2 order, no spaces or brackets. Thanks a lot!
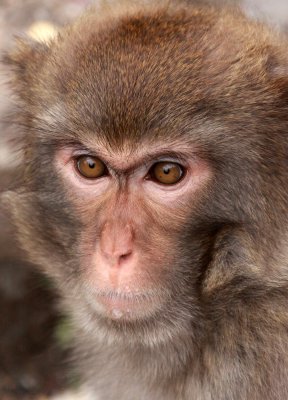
55,141,212,320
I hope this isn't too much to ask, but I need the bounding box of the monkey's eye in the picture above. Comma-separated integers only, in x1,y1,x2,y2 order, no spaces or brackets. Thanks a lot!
150,162,184,185
76,156,106,179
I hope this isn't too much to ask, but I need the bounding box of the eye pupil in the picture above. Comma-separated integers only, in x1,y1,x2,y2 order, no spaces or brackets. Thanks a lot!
163,167,170,175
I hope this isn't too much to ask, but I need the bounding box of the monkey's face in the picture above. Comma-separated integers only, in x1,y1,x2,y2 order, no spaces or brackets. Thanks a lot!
54,139,211,324
6,5,288,343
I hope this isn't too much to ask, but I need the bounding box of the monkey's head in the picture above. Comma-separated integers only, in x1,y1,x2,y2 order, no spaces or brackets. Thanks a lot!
5,2,288,345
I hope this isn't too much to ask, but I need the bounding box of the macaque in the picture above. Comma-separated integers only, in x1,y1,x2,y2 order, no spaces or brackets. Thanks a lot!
4,0,288,399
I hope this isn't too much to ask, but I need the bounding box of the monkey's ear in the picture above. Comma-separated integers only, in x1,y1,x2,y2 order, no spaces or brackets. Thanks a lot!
3,36,51,95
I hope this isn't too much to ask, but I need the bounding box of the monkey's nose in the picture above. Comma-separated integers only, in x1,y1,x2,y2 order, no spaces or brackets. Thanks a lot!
99,222,134,267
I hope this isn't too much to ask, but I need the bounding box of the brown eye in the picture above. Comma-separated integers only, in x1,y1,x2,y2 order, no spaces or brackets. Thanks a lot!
76,156,106,179
151,162,184,185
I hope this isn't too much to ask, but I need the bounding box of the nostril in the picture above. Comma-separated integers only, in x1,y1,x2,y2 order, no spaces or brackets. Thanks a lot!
119,251,133,265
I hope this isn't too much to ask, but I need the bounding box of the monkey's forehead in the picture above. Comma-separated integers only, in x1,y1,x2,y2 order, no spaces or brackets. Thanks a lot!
8,2,288,145
48,4,283,89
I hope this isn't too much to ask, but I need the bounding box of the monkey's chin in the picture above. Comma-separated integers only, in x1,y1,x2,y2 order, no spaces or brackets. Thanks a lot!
91,291,164,321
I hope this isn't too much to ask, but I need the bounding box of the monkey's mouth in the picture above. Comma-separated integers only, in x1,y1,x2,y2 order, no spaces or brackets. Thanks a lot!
90,289,164,320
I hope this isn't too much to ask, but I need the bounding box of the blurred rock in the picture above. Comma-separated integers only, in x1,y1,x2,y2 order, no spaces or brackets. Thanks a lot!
244,0,288,31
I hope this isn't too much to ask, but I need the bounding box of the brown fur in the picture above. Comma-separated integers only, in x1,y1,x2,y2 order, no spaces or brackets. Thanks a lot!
4,1,288,399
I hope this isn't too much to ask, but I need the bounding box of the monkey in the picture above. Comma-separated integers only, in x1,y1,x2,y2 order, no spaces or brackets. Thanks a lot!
3,0,288,399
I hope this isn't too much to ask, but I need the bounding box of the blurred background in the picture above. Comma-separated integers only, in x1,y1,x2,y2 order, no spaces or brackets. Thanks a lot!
0,0,288,399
